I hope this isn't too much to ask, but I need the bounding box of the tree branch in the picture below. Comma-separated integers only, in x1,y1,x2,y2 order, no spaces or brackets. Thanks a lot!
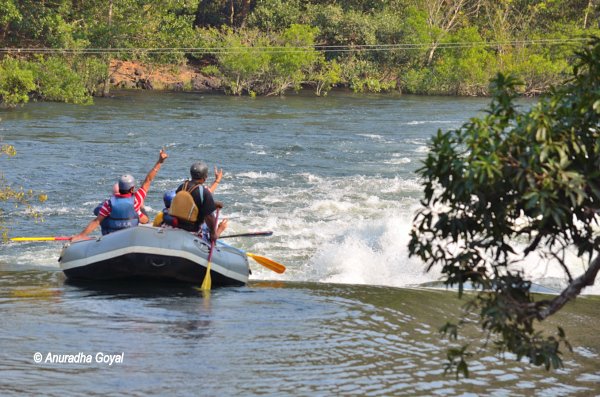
548,249,573,283
538,253,600,320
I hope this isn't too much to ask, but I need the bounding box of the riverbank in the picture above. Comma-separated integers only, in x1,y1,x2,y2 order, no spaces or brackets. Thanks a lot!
109,60,222,92
106,59,396,95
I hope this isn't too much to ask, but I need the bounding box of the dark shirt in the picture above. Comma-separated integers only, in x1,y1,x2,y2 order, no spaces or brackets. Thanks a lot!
176,180,216,230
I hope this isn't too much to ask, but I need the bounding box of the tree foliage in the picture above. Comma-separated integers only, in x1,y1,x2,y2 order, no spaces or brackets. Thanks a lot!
206,24,320,96
0,0,599,101
0,57,35,107
409,37,600,376
0,56,97,106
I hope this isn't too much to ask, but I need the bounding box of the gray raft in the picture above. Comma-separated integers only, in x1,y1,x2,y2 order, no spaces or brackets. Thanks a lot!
59,226,249,286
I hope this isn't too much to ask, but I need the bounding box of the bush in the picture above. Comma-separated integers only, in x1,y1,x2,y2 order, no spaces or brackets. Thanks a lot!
307,56,342,96
401,68,436,94
29,56,92,104
247,0,304,31
71,56,108,97
434,27,497,95
341,57,396,93
206,24,320,96
0,57,35,107
204,27,271,95
401,27,496,95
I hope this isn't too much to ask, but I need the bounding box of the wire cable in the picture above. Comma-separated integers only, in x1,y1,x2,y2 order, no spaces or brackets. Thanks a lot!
0,38,589,55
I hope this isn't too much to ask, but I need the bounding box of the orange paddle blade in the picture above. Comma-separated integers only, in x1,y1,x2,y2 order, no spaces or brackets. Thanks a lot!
246,253,286,274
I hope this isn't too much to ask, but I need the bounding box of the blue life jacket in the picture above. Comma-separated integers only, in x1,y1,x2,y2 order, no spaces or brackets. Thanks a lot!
162,207,177,226
103,195,139,235
94,202,112,235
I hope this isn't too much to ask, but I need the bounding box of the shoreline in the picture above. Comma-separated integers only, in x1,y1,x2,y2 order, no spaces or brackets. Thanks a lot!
106,59,550,98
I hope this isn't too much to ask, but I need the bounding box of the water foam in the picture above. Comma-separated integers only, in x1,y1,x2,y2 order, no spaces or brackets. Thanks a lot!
249,173,600,295
237,171,278,180
404,120,457,125
308,212,437,287
7,169,598,295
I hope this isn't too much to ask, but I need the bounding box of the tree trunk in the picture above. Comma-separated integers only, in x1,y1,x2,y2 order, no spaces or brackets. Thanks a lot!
539,254,600,320
102,0,113,97
239,0,252,28
583,0,593,29
426,43,439,66
194,0,213,28
0,23,7,42
424,0,481,66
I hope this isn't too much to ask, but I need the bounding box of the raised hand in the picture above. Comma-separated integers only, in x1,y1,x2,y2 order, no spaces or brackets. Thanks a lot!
214,166,223,183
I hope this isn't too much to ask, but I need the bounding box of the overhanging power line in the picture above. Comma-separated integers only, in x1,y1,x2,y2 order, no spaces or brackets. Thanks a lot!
0,38,589,55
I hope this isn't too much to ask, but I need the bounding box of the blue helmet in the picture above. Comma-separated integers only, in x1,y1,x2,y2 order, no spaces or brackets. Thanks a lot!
163,190,176,208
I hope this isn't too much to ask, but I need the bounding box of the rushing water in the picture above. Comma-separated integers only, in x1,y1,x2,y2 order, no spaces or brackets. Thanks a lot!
1,91,599,396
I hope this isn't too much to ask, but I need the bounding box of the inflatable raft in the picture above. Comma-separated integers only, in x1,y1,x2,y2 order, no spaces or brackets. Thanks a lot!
58,226,249,286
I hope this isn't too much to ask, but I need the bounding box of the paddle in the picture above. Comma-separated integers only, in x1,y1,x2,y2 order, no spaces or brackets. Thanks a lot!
9,236,71,242
246,252,286,274
200,209,220,291
219,231,273,239
218,241,286,274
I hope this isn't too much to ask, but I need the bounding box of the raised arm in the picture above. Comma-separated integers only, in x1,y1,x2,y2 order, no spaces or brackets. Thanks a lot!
208,166,223,193
141,149,168,193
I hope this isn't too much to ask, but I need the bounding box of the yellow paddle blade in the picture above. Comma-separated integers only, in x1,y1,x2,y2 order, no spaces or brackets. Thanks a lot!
10,237,68,242
246,253,286,274
11,288,60,298
200,261,212,290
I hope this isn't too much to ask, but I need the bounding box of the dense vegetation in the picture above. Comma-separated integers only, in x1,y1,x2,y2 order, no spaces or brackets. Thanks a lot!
410,38,600,376
0,0,598,105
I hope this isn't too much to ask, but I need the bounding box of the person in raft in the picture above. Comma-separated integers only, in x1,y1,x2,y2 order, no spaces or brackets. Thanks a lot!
163,161,227,243
153,166,227,230
71,149,168,242
93,183,119,235
152,190,176,227
94,183,150,234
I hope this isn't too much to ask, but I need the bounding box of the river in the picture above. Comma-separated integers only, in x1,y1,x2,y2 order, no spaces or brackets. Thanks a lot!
1,91,598,396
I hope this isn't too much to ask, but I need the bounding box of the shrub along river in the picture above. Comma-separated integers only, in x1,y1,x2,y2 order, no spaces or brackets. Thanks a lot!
1,91,599,396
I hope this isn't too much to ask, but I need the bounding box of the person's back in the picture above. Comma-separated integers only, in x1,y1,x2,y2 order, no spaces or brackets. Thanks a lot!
99,175,140,235
169,180,212,232
94,183,119,235
105,194,139,233
168,161,217,238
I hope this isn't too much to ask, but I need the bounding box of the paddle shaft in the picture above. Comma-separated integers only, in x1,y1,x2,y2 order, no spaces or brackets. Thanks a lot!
219,231,273,239
200,209,220,290
10,236,71,242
